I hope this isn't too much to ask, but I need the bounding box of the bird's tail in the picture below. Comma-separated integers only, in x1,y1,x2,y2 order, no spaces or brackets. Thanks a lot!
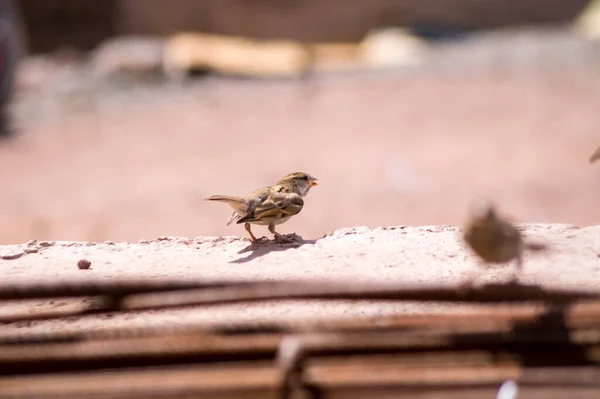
204,195,246,205
205,195,246,226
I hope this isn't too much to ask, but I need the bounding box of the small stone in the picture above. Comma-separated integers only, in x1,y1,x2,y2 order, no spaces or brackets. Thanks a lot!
78,259,92,270
24,248,39,254
27,239,38,246
38,241,55,247
104,241,115,245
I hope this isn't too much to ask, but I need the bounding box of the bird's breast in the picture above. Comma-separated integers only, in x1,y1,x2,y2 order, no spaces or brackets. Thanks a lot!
465,227,517,264
248,216,292,226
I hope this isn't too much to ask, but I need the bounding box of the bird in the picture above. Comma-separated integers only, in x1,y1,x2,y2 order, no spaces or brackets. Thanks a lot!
589,145,600,163
205,172,319,243
236,184,305,243
461,199,547,285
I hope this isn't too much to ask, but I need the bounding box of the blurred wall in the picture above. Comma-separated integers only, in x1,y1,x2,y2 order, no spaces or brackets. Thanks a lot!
20,0,117,53
19,0,592,53
118,0,591,40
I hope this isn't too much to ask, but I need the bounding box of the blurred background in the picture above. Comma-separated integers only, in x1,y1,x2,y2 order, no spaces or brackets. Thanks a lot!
1,0,600,244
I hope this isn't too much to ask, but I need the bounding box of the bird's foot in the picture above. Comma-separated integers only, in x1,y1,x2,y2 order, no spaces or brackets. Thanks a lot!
250,236,269,244
457,269,480,296
273,233,303,244
273,233,293,244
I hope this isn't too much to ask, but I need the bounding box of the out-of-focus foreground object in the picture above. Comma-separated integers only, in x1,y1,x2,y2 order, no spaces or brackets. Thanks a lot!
1,277,600,398
0,0,26,138
575,0,600,39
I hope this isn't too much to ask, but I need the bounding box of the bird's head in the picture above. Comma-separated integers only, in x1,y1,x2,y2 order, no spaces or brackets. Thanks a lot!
468,198,498,225
278,172,319,196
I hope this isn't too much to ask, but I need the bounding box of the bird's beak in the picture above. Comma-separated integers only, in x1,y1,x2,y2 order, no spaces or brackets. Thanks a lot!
309,178,319,187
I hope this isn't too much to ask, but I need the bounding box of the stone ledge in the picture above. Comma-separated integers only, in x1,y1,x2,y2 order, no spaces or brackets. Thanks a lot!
0,224,598,340
1,224,598,288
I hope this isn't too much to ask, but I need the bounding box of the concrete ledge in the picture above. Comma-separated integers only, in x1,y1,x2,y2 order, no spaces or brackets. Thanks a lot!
0,224,598,339
1,224,598,286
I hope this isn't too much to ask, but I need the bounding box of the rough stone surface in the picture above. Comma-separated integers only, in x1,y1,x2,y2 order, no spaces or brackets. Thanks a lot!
0,224,598,340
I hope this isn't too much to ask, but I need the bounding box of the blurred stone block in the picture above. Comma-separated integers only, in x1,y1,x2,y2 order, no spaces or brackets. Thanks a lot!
161,29,427,79
90,36,165,79
162,33,310,79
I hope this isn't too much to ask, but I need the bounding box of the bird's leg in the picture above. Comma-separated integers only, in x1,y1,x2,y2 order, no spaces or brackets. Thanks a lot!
509,253,523,284
458,263,482,295
269,223,294,243
244,223,267,243
244,223,258,241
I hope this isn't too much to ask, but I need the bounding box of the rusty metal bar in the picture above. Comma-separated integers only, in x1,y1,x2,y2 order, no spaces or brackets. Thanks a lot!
0,361,276,398
0,332,281,374
119,281,600,309
3,299,600,345
3,281,600,324
2,324,600,375
1,274,599,398
0,278,232,300
325,386,600,399
0,278,598,303
0,296,114,323
1,358,599,399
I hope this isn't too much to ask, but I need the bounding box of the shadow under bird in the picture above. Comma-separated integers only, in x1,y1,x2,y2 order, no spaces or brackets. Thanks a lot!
462,199,548,285
205,172,319,243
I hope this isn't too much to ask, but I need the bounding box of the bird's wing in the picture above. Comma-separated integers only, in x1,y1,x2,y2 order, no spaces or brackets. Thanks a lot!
276,192,304,217
237,191,304,223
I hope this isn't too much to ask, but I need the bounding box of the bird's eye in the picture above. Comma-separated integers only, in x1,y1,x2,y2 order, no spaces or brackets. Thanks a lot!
302,175,309,181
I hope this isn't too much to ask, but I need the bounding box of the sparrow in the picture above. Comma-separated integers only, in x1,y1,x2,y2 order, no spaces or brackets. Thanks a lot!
589,145,600,163
462,199,547,285
205,172,319,243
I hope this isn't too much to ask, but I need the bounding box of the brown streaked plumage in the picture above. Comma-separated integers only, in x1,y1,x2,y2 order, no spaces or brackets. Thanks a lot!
237,184,305,243
205,172,318,243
